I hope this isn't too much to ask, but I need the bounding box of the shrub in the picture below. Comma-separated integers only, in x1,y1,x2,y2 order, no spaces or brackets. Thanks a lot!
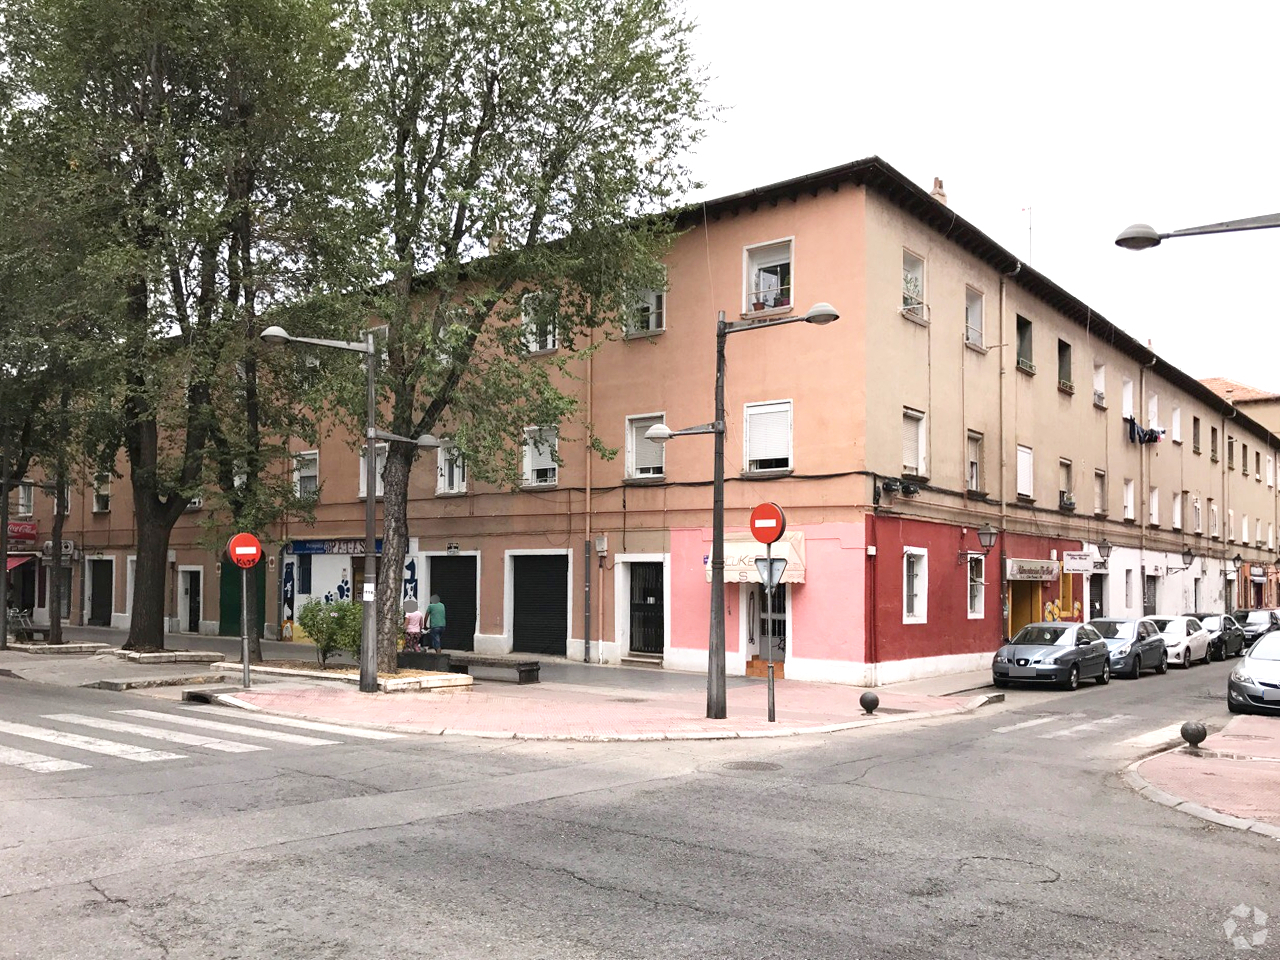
297,599,362,666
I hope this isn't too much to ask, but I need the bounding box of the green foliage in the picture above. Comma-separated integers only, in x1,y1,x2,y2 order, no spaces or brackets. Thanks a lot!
296,598,362,666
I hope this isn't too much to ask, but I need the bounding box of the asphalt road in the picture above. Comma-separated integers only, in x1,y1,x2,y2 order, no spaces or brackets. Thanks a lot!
0,659,1274,960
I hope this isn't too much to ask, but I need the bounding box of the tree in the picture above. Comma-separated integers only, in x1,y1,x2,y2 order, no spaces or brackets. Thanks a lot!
354,0,708,671
2,0,372,649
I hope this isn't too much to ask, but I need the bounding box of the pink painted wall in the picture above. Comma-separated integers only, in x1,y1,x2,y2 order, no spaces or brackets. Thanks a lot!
670,522,867,663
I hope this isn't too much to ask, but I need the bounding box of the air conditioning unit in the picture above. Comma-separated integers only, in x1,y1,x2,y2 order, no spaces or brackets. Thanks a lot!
1017,357,1036,375
1093,390,1106,407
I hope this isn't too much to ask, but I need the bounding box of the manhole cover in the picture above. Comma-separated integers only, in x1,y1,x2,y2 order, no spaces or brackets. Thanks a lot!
723,761,781,771
610,697,647,703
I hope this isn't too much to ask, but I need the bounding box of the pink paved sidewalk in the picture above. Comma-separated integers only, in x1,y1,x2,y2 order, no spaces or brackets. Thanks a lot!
226,677,984,741
1135,715,1280,827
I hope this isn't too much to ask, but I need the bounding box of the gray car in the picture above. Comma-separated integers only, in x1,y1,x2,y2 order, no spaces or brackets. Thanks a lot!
1088,617,1168,679
993,622,1111,690
1227,632,1280,715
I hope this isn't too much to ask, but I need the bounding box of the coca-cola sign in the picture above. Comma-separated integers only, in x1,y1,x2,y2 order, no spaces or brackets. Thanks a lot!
6,521,37,543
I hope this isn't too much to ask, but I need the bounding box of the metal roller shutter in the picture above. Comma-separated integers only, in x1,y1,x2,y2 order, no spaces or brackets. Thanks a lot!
429,556,477,651
512,555,568,655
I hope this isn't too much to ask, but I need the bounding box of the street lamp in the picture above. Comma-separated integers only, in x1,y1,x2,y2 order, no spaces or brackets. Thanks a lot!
1096,539,1113,560
259,324,438,693
646,302,840,719
1115,213,1280,250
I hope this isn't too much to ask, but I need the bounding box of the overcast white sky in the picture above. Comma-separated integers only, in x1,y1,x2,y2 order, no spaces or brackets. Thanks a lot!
682,0,1280,391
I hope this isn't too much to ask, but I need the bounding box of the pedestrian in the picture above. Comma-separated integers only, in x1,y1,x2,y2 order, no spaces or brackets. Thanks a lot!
426,593,446,653
403,605,425,652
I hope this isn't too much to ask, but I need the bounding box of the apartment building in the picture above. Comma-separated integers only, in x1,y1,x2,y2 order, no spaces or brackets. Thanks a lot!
12,156,1280,684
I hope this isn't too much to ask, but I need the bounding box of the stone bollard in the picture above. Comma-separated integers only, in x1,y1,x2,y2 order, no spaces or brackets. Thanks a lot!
1180,720,1207,750
859,691,879,716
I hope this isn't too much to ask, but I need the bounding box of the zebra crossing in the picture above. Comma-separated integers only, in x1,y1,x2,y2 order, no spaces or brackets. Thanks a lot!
0,707,402,775
991,710,1180,746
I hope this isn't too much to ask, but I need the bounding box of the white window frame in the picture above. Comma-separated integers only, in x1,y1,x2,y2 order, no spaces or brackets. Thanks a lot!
1270,523,1274,550
358,442,388,499
1058,458,1073,506
903,547,928,624
743,400,793,474
294,451,319,500
1094,469,1107,515
964,287,983,347
902,407,927,476
1268,455,1275,488
966,431,983,493
1149,486,1159,526
1228,508,1236,542
1172,490,1183,531
1256,518,1262,546
626,414,665,479
521,292,558,353
745,239,793,313
92,474,111,514
1171,405,1181,442
1016,445,1033,499
1123,478,1135,520
436,441,467,495
630,288,666,335
1210,500,1219,538
901,249,926,323
522,427,559,487
1122,377,1134,418
967,553,985,620
16,482,33,517
1147,393,1159,430
1193,497,1202,534
1092,363,1106,406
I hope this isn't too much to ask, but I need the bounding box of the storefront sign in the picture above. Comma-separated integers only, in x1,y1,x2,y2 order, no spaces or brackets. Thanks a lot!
1251,569,1267,583
446,543,460,556
1006,558,1060,581
287,538,382,556
7,520,37,543
40,539,76,558
1062,551,1093,574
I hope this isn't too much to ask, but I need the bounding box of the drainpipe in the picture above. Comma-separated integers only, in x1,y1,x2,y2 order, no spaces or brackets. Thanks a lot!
1139,355,1156,611
584,326,594,663
998,261,1021,635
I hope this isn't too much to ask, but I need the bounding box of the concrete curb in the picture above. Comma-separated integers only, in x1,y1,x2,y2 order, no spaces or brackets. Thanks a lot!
7,642,111,655
84,673,228,692
211,661,471,693
206,690,1003,742
1124,749,1280,840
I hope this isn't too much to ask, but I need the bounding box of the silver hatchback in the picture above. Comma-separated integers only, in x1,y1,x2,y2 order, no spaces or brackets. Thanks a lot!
993,622,1111,690
1227,632,1280,715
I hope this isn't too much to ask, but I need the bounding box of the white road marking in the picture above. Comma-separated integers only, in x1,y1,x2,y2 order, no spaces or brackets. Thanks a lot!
0,719,184,762
180,705,403,740
44,714,268,754
116,710,339,746
994,714,1084,734
0,745,90,773
1039,714,1134,740
1121,723,1187,749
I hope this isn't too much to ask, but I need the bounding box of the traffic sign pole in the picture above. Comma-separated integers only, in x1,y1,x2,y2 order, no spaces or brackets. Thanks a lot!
766,541,775,723
241,566,250,688
225,533,263,689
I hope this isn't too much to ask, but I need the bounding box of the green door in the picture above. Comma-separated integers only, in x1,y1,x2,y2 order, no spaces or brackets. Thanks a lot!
219,562,268,636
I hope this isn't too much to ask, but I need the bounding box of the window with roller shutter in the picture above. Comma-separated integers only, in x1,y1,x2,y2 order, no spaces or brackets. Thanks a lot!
744,400,792,472
1016,445,1033,499
522,427,558,486
902,408,926,475
626,414,665,478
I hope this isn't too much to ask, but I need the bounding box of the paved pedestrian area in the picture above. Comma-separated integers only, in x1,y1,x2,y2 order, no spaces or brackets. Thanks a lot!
1134,714,1280,827
226,677,981,740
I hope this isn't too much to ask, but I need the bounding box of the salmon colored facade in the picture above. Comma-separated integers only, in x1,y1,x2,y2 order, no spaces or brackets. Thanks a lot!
14,157,1280,684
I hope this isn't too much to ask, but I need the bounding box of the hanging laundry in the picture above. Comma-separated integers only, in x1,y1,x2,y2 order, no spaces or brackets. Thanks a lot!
1125,416,1164,444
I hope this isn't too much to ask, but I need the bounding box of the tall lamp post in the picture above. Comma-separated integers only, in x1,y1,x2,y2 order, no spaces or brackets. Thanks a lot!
1115,213,1280,251
259,325,438,693
647,302,840,719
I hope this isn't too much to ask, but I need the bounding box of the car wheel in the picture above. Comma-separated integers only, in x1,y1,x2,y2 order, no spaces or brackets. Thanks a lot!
1129,655,1142,680
1228,700,1244,714
1201,645,1213,665
1156,649,1168,674
1062,664,1080,691
1096,661,1110,685
1181,647,1193,669
1211,641,1224,662
993,678,1010,688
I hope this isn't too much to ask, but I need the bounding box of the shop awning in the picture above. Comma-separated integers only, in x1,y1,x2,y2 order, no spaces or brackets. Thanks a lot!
5,555,34,571
706,532,806,584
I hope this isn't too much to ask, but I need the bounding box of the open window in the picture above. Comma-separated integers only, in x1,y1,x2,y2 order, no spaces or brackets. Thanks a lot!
746,240,793,313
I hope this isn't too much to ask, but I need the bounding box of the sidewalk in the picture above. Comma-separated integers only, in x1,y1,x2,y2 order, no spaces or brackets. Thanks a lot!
1127,714,1280,838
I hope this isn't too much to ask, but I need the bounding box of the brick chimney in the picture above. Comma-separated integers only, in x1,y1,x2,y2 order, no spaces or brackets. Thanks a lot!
930,177,947,206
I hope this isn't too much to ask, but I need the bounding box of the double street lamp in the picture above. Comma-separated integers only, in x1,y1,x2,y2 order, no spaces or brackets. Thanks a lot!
647,302,840,720
259,325,438,693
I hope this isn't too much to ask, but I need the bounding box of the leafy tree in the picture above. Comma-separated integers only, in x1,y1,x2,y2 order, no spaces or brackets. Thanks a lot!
2,0,372,649
354,0,708,671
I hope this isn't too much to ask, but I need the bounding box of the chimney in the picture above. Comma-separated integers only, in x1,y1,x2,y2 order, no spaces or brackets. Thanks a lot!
930,177,947,206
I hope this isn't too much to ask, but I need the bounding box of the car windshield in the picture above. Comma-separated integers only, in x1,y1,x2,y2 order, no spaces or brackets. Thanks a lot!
1249,634,1280,660
1010,625,1072,646
1200,616,1221,630
1244,612,1273,625
1089,620,1134,640
1149,617,1172,631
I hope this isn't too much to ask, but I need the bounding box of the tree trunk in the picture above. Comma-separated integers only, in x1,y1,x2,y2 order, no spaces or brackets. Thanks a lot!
125,505,173,650
47,466,67,645
376,443,415,673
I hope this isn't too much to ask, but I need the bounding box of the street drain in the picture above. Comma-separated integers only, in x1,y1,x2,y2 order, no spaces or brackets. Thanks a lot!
723,761,781,771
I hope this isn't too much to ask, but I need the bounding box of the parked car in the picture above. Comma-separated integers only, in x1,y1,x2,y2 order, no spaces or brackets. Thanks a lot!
1191,613,1247,661
1088,617,1168,678
993,622,1111,690
1149,615,1212,668
1227,631,1280,714
1232,609,1280,643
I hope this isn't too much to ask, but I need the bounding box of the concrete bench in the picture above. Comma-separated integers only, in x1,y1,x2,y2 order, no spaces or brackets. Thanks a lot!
396,651,451,672
447,655,540,684
13,625,51,642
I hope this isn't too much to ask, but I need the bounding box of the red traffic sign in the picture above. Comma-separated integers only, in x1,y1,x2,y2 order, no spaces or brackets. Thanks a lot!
226,532,263,569
749,502,787,544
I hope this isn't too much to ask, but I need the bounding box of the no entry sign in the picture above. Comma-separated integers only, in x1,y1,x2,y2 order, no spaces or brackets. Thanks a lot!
749,502,787,544
226,532,263,569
